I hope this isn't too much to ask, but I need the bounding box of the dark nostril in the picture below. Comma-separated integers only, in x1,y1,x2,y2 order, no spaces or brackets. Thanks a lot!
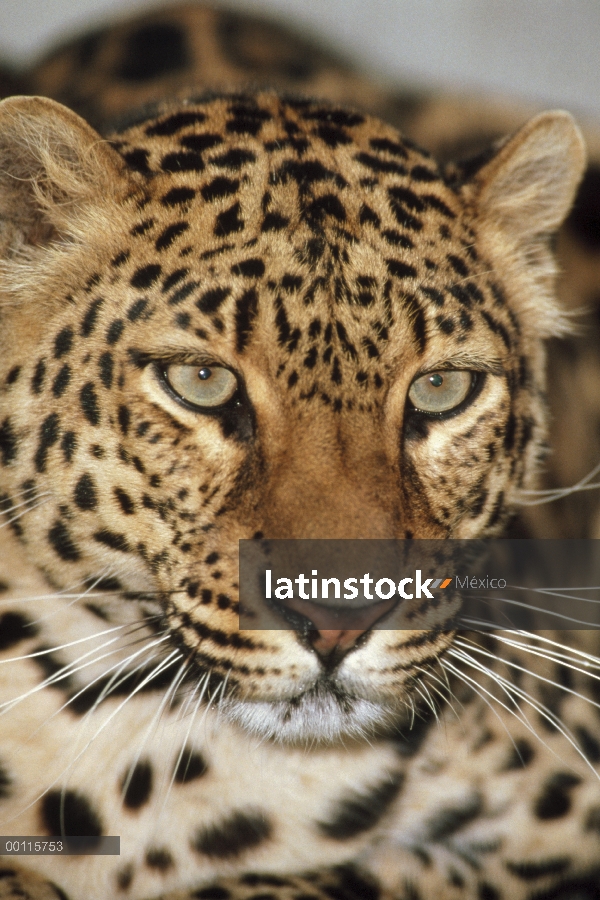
308,628,369,662
282,594,397,635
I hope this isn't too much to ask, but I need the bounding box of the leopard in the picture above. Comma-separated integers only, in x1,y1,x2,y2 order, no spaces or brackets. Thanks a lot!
2,5,600,900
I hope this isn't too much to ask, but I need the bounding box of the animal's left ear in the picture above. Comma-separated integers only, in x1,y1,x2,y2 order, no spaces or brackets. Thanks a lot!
0,95,133,258
470,110,586,243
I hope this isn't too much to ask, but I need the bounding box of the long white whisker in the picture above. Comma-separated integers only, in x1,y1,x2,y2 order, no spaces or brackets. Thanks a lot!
447,646,600,779
2,652,183,827
0,497,50,528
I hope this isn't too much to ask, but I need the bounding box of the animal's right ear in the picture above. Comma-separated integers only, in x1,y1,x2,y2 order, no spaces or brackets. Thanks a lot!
0,95,134,258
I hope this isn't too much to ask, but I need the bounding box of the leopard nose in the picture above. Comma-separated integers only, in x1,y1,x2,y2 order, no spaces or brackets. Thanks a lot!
281,594,396,659
309,628,368,658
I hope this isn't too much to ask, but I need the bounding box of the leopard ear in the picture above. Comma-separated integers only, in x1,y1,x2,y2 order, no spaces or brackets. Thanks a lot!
472,110,586,241
0,95,132,258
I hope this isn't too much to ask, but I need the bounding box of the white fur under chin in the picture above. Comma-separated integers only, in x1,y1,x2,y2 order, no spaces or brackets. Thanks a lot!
221,688,397,744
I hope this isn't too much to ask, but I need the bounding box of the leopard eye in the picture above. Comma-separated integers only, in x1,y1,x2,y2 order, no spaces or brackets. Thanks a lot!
164,364,238,408
408,370,473,414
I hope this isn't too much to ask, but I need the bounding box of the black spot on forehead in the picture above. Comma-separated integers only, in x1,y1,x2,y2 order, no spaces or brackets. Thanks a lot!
131,265,162,290
272,158,346,190
214,202,244,236
81,298,104,337
168,280,201,306
209,148,256,170
356,152,407,177
145,846,173,871
61,431,77,464
116,22,190,82
534,772,581,820
161,151,205,173
306,193,346,224
111,250,130,268
197,287,231,314
410,164,440,182
161,186,196,207
231,258,265,278
261,212,289,232
145,111,206,137
235,289,259,352
315,124,352,148
162,268,189,292
299,106,364,127
155,222,190,251
123,148,150,174
127,299,149,321
370,137,408,158
0,761,11,799
181,133,223,153
201,177,240,202
386,259,417,280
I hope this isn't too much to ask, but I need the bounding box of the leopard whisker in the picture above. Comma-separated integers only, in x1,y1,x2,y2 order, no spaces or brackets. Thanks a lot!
120,658,190,809
454,635,600,713
446,646,600,777
0,489,51,516
0,496,51,528
468,630,600,675
440,655,559,765
3,651,183,828
517,457,600,504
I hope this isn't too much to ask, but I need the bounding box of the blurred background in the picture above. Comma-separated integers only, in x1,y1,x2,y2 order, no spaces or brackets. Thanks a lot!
0,0,599,120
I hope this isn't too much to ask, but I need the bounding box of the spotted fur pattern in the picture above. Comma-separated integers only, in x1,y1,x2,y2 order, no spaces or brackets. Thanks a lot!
1,6,600,900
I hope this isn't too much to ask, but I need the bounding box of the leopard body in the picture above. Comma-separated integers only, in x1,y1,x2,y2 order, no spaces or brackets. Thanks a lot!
1,6,600,900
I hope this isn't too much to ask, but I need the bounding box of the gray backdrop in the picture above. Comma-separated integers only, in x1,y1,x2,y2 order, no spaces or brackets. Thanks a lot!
0,0,599,118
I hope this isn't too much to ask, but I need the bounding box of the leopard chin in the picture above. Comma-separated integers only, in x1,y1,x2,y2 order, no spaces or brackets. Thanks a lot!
221,683,400,744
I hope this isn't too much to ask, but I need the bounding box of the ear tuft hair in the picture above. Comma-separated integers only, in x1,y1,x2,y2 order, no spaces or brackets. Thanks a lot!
0,96,132,259
474,110,586,242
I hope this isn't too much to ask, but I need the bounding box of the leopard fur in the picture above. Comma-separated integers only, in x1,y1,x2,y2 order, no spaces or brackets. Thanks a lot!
1,6,600,900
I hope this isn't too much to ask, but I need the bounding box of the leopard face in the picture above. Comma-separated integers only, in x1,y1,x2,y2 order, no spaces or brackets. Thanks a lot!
0,92,584,742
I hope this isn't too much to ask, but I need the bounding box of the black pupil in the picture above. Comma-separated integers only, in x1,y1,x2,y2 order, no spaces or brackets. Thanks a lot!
198,367,212,381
